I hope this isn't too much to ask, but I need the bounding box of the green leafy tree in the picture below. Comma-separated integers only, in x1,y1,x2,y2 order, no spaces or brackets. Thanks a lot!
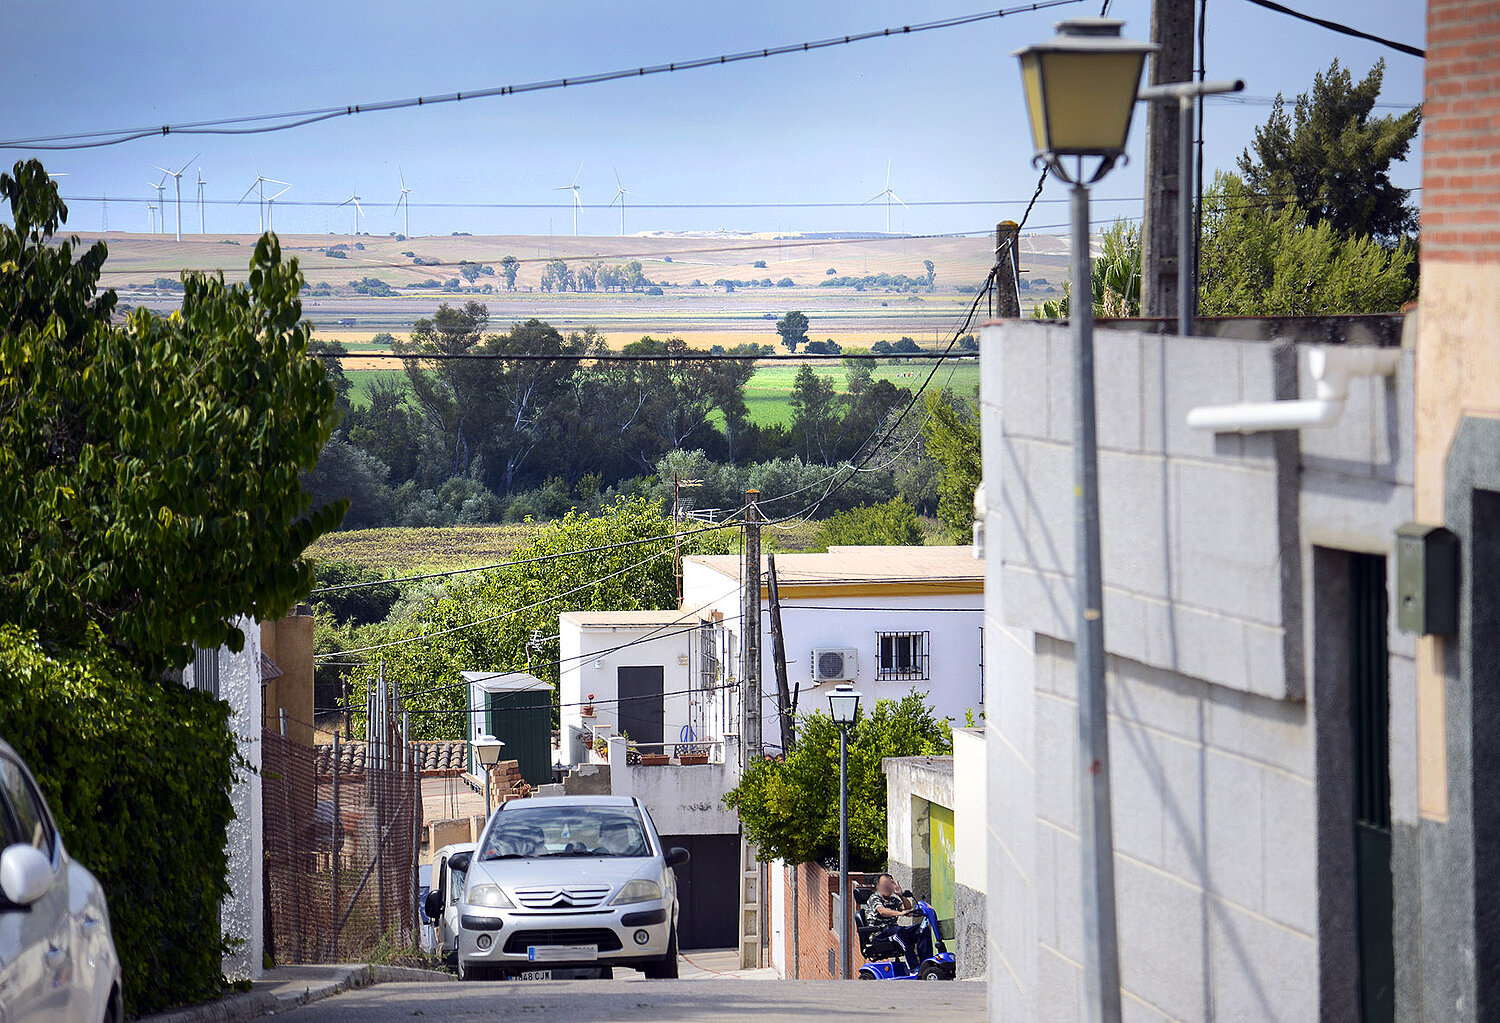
776,310,810,353
1238,58,1421,243
923,259,936,285
789,365,840,464
1032,220,1141,319
817,498,923,548
349,497,733,738
921,389,981,544
1198,172,1417,315
498,254,520,290
459,261,482,284
724,692,952,868
0,160,344,670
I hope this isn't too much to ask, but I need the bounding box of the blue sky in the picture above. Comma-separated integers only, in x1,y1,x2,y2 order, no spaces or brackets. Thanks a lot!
2,0,1426,238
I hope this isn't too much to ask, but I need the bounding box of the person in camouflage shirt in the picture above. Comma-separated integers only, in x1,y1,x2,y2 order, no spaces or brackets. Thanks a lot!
862,872,932,970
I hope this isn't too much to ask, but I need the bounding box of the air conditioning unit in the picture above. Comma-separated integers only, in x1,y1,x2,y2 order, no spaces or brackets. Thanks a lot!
811,647,858,682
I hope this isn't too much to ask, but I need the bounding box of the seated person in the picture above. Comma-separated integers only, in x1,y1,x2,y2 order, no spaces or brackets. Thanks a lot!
862,872,933,971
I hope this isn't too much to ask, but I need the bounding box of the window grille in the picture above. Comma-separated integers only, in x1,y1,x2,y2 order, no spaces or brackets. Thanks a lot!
193,646,220,698
875,631,931,680
699,621,722,690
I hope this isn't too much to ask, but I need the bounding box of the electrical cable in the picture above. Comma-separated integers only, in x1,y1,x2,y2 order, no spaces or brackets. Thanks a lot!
1,0,1083,152
1237,0,1425,58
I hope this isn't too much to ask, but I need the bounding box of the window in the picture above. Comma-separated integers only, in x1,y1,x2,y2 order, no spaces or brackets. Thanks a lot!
699,621,722,690
876,631,931,680
193,646,220,697
0,754,57,860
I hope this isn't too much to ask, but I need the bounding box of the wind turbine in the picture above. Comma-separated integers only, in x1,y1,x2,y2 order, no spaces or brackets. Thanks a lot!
238,171,287,234
265,181,292,232
554,161,583,237
395,171,412,238
608,167,632,237
196,169,206,234
864,160,908,234
147,204,157,234
153,153,199,241
149,176,168,235
339,191,364,240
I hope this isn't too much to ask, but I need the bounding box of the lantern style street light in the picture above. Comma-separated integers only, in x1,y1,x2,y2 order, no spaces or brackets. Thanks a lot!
474,734,506,819
827,683,861,980
1014,18,1155,1023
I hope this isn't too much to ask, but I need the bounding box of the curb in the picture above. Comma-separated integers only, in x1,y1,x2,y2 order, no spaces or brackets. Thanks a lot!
137,964,453,1023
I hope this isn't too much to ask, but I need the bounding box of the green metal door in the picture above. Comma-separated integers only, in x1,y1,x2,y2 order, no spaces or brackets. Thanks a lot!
486,688,553,786
1351,553,1394,1023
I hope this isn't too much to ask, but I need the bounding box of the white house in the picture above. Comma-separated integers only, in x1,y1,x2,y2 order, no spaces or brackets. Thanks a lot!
683,545,985,754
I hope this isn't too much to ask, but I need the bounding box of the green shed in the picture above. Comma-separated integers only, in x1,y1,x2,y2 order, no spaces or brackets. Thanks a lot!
462,671,554,786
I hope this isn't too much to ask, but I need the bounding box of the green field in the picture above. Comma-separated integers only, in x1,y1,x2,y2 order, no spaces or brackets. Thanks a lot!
342,358,979,427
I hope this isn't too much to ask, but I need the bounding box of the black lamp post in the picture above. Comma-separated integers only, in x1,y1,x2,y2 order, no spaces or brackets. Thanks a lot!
827,683,862,980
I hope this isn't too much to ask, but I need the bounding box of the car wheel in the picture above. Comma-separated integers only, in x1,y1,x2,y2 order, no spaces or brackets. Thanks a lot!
459,958,492,982
857,967,879,980
642,926,679,979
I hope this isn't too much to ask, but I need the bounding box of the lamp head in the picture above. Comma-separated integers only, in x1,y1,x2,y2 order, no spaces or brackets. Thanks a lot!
827,684,862,728
474,734,506,767
1014,18,1157,177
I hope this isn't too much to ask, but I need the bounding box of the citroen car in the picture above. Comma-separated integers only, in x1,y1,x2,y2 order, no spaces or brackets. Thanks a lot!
454,795,688,981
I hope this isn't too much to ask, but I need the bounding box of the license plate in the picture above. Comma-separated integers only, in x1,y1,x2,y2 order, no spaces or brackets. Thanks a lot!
519,970,551,981
527,944,598,962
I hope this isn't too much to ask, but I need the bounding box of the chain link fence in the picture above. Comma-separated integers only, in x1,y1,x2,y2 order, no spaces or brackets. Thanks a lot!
262,723,422,964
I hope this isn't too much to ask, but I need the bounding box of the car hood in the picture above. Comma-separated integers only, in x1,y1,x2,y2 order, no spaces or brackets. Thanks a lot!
468,854,658,893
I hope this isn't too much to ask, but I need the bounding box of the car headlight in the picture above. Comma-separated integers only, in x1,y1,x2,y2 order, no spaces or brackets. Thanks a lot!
467,884,514,909
611,879,662,906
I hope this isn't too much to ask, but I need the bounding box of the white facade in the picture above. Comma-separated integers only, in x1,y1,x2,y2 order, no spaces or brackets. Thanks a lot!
683,546,984,754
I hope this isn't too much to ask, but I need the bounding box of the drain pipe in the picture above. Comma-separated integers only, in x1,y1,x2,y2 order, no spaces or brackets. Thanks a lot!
1185,346,1401,434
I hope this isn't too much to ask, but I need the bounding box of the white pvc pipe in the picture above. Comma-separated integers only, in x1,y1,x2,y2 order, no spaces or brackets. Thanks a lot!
1185,346,1401,434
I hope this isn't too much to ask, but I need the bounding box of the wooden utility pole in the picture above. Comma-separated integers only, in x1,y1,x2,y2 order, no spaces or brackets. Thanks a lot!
1140,0,1196,318
994,221,1023,318
767,555,795,751
741,491,762,762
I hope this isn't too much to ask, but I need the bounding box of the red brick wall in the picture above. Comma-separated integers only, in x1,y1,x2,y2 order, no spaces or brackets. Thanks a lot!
781,862,875,979
1423,1,1500,261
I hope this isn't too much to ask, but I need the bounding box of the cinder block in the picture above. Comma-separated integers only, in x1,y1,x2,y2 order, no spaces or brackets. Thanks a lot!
1260,770,1317,934
1046,330,1075,445
1047,824,1084,966
1163,336,1251,460
1168,603,1251,694
1109,654,1206,747
998,324,1051,440
1099,451,1170,597
1203,750,1265,912
1100,588,1149,672
1173,459,1283,624
1001,565,1072,645
1158,734,1208,886
1299,353,1378,471
1038,943,1084,1023
1095,332,1144,452
1036,692,1079,832
1376,353,1416,486
1204,685,1313,779
1139,333,1167,453
1388,652,1420,826
1115,855,1210,1021
1020,438,1076,576
1109,720,1165,867
1034,823,1058,949
1207,902,1318,1021
1241,619,1293,702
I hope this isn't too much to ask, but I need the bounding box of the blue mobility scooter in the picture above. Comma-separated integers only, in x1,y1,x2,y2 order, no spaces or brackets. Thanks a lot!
853,885,957,981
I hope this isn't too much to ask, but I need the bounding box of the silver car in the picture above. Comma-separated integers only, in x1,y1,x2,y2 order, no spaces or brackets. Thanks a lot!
0,737,123,1023
455,796,688,981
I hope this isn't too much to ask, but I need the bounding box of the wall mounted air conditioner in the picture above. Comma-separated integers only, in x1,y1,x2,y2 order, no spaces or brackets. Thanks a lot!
811,647,858,682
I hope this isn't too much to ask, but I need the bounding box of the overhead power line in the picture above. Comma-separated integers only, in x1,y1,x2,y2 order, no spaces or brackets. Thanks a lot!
1,0,1082,152
308,351,976,363
1238,0,1425,59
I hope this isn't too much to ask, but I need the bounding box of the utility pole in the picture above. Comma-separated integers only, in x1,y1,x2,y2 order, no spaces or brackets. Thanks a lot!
1140,0,1195,318
994,221,1022,318
741,491,762,762
767,555,795,751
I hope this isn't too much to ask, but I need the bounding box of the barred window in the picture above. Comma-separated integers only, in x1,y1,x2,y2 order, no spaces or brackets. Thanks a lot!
192,646,220,698
699,621,722,689
876,632,930,680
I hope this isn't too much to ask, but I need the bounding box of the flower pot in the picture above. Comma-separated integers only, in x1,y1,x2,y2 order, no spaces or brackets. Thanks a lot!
639,753,671,766
676,754,710,766
581,706,596,718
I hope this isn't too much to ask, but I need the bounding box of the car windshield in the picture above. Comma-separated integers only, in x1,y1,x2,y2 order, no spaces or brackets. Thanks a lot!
480,805,651,860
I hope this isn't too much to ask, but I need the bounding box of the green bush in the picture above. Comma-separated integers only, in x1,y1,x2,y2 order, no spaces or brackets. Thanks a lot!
817,498,923,548
0,626,240,1017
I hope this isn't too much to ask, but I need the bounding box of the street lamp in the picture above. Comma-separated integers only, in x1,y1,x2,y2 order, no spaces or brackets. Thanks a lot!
1015,18,1155,1023
827,683,861,980
474,734,506,819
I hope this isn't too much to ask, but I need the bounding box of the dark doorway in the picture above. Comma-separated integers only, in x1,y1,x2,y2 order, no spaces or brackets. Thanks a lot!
1351,552,1395,1023
659,832,739,950
617,665,665,747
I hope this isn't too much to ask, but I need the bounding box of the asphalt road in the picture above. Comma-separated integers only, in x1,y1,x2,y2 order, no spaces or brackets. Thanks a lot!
275,978,987,1022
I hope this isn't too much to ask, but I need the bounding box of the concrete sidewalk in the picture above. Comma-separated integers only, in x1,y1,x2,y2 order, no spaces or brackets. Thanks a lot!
138,964,453,1023
675,948,780,980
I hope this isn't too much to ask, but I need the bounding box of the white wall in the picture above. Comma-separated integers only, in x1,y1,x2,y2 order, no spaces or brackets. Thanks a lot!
558,622,693,765
606,735,741,835
683,562,984,753
952,727,987,895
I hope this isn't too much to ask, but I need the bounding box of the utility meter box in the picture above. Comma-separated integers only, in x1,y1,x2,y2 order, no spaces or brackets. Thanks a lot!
1395,522,1459,636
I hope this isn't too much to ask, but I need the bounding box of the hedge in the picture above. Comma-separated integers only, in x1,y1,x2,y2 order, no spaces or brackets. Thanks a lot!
0,626,240,1016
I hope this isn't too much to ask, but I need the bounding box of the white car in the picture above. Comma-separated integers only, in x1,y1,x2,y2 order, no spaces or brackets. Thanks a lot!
0,737,122,1023
423,842,475,968
454,796,688,981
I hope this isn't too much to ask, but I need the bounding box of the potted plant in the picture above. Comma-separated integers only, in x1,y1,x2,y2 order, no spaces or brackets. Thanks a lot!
593,734,608,761
676,750,710,766
620,731,642,765
639,751,671,766
581,694,596,719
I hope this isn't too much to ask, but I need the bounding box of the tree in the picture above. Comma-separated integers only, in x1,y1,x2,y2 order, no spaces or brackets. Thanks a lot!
776,310,810,353
724,692,951,868
0,160,344,670
1032,220,1141,319
1198,172,1417,316
308,338,352,419
459,261,482,284
923,259,936,285
499,254,520,290
1238,58,1421,243
804,339,841,355
396,301,492,479
818,498,923,548
921,389,981,544
789,365,840,463
301,436,394,529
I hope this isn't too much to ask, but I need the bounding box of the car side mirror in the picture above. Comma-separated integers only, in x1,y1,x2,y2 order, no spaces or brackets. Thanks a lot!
665,847,690,869
423,889,443,921
0,844,52,907
448,851,472,873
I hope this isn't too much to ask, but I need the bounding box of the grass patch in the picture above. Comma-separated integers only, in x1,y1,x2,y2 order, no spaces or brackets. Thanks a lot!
742,361,980,427
306,523,547,576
